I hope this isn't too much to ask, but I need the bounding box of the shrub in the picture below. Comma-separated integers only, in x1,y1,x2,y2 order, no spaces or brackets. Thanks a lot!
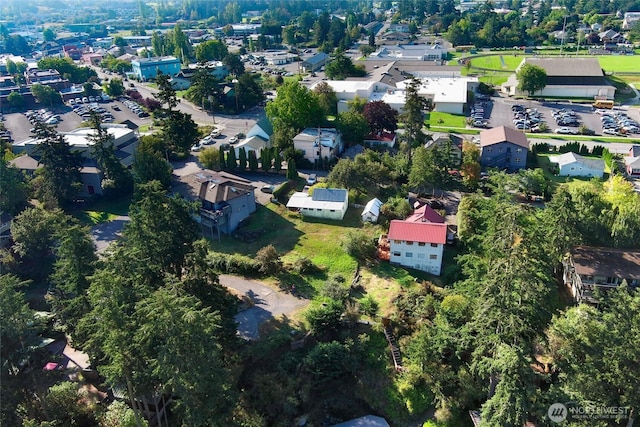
303,341,351,383
255,244,282,275
208,251,258,275
272,180,292,201
341,229,377,261
320,276,349,301
358,295,380,317
305,300,343,335
289,256,317,274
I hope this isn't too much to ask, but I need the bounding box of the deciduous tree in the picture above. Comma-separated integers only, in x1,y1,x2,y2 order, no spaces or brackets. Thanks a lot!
363,100,398,134
516,64,547,97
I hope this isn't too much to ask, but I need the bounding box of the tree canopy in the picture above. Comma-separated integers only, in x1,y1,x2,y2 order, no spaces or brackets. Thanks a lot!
516,64,547,97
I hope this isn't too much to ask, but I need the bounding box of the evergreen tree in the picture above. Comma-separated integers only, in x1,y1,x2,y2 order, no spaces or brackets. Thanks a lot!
238,147,247,170
248,150,258,171
286,159,298,180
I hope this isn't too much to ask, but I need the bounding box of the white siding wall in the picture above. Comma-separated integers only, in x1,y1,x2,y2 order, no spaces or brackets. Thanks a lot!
389,240,444,275
299,205,347,220
559,162,604,178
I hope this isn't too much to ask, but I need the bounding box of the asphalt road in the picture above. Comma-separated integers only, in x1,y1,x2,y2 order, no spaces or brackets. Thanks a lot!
220,274,308,341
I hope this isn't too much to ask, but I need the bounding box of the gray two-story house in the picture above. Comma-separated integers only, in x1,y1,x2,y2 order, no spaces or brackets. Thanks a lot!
479,126,529,171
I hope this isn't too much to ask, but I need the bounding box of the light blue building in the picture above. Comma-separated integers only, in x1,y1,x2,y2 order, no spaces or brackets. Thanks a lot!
131,56,181,81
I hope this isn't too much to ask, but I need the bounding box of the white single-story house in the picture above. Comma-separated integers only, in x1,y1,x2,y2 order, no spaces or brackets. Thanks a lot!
550,152,605,178
293,128,343,162
625,156,640,177
387,219,447,275
362,198,383,223
286,188,349,220
501,57,616,99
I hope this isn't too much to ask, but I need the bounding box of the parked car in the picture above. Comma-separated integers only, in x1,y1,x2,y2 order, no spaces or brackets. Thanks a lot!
229,136,238,144
191,144,202,152
260,185,275,193
555,127,577,135
306,174,317,185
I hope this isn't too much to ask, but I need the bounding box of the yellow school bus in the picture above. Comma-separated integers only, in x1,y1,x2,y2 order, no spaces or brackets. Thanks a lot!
592,100,614,109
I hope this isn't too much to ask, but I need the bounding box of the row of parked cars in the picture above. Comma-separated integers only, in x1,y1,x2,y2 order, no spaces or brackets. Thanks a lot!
471,101,490,128
599,110,640,136
68,95,108,106
72,103,114,122
0,115,12,143
121,99,149,118
25,109,60,126
512,104,545,132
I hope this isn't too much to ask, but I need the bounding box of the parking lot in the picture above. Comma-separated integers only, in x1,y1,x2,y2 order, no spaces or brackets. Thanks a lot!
3,98,153,144
476,95,640,137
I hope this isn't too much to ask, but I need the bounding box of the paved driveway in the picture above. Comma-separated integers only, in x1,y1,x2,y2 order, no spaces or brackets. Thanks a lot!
220,274,308,340
90,215,130,254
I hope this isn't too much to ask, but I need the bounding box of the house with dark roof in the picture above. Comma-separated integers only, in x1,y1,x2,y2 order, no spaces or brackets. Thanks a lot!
479,126,529,171
501,57,616,99
286,188,349,220
172,170,256,235
563,246,640,304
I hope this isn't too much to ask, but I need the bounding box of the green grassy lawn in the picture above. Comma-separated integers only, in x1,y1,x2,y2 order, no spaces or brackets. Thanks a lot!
74,194,131,226
427,111,467,128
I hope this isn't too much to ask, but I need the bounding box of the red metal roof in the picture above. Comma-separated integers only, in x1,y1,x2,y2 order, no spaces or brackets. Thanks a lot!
388,220,447,244
405,205,445,223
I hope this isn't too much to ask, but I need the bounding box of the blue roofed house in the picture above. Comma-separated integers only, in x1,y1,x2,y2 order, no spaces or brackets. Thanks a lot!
479,126,529,171
286,188,349,220
131,56,181,81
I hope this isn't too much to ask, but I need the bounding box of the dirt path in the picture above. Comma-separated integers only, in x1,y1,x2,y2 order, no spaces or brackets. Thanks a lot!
220,274,308,340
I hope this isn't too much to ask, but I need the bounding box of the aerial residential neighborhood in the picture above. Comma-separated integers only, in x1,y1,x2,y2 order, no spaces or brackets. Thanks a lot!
2,0,640,426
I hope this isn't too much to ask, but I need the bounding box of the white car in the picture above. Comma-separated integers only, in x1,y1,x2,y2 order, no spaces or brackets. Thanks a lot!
191,144,202,152
554,127,576,135
228,136,238,144
210,129,221,137
199,136,213,145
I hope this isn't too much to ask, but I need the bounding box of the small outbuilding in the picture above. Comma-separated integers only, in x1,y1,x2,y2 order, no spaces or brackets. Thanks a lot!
286,188,349,220
362,198,383,223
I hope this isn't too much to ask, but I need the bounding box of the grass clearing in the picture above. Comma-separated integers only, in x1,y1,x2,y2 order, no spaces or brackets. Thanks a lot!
427,111,467,128
74,194,131,225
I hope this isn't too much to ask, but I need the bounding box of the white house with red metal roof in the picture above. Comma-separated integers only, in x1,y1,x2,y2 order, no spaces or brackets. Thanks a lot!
387,219,447,275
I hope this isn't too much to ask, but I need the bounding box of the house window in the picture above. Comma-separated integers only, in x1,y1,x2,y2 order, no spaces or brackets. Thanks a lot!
486,147,493,152
417,253,426,259
514,158,521,164
406,241,414,246
406,252,413,258
516,148,523,152
570,167,575,171
394,240,401,244
430,243,438,247
330,209,335,212
418,242,426,246
498,147,503,153
429,254,438,260
486,156,492,162
393,252,401,257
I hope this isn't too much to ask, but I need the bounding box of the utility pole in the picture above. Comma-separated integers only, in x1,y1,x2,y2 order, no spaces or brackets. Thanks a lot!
560,15,568,56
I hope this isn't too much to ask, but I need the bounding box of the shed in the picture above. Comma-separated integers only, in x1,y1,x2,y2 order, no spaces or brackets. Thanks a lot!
362,198,383,223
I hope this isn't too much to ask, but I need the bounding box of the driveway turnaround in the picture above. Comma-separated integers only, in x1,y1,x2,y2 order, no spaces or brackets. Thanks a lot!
90,215,130,254
220,274,308,340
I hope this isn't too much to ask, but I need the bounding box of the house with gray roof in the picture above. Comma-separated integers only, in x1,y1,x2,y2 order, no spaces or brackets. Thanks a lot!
563,246,640,304
550,152,604,178
286,188,349,220
301,52,330,72
501,57,616,99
